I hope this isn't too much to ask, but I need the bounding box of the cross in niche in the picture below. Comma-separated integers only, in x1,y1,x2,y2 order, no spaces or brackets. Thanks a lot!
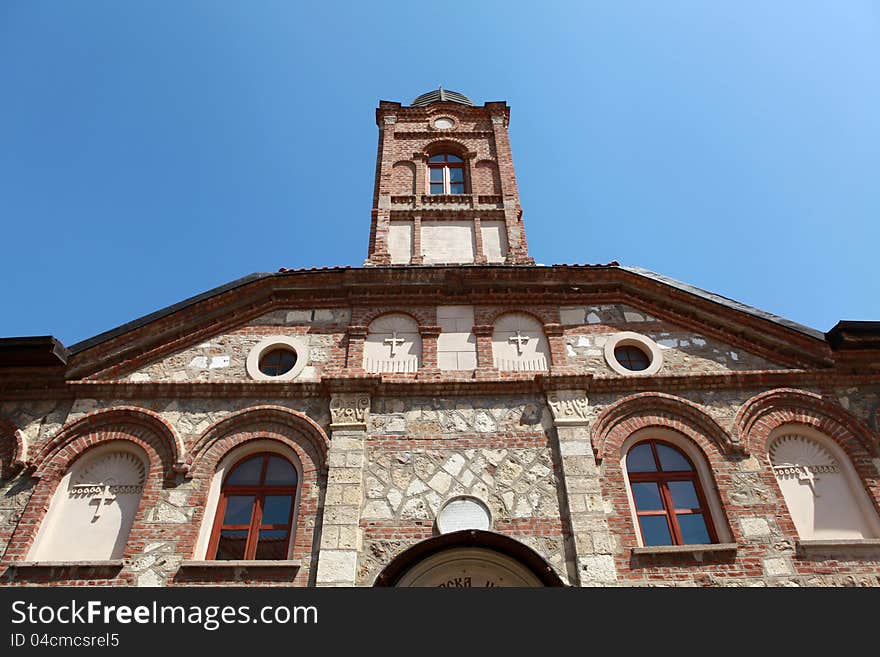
89,485,117,522
384,332,406,358
508,331,530,355
795,464,820,497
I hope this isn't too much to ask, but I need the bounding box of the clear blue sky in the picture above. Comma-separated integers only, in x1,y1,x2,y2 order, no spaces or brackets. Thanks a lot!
2,2,878,346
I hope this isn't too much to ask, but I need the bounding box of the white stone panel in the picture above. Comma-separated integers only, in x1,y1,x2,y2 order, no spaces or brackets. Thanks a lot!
388,222,413,265
480,220,508,263
437,305,476,371
492,313,550,371
364,313,422,373
770,433,880,539
28,445,147,561
421,220,475,264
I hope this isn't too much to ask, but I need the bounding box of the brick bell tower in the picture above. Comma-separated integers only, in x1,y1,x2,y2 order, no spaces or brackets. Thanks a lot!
366,88,533,266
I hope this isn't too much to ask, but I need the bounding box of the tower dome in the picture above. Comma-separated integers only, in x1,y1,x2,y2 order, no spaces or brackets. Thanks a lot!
410,87,474,107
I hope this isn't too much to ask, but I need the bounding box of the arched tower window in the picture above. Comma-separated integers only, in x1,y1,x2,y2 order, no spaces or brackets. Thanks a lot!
625,439,718,546
768,429,880,540
28,443,148,561
428,153,465,194
207,452,299,560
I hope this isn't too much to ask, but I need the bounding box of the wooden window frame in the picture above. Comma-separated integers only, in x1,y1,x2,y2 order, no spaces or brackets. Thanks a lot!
626,439,718,546
427,154,466,195
207,452,298,560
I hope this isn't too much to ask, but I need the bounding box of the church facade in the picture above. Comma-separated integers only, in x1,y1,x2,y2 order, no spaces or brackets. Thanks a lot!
1,89,879,587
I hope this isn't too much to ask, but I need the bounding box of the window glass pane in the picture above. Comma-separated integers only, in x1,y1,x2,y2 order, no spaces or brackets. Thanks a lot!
631,482,664,511
430,182,444,194
429,167,444,182
259,349,296,376
261,495,293,525
615,345,649,371
264,456,297,486
428,154,445,162
626,443,657,472
226,456,263,485
447,154,463,162
450,183,465,194
449,167,464,182
656,444,692,471
677,513,711,544
255,530,289,559
216,530,249,560
640,516,672,546
668,481,700,509
222,495,255,526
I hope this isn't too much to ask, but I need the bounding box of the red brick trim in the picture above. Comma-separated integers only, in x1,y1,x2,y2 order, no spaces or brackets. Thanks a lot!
592,392,737,462
30,407,183,478
188,406,329,473
0,415,26,478
357,309,431,328
483,307,556,326
735,388,879,458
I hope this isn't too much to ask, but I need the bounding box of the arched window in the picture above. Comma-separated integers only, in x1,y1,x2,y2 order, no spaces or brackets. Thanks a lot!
768,428,880,540
428,153,465,194
625,439,718,546
207,453,298,560
28,443,148,561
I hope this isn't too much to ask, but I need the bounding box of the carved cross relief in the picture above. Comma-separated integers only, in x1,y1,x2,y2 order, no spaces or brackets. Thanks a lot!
88,484,118,521
508,330,530,355
384,332,406,357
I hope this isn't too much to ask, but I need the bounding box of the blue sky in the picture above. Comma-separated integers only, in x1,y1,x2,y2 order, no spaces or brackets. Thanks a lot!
1,2,878,346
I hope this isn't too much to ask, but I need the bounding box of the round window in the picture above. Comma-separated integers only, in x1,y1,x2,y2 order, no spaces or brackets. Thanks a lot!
246,336,310,381
614,345,650,372
604,332,664,376
258,348,297,377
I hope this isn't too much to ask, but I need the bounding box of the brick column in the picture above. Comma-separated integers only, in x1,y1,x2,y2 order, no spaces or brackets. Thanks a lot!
411,215,423,265
413,152,427,208
546,390,618,586
316,393,370,587
473,324,495,371
419,325,441,374
346,326,368,371
543,323,567,369
473,216,487,264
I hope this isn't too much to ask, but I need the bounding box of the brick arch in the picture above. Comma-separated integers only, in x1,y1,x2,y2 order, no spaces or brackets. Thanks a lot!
188,406,329,474
358,308,431,329
421,138,470,159
31,407,184,479
3,418,173,564
0,416,26,478
485,308,555,326
592,392,737,463
735,388,879,459
391,161,416,195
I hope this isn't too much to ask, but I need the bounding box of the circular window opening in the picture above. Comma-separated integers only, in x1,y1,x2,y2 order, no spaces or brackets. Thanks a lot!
258,348,297,377
614,345,651,372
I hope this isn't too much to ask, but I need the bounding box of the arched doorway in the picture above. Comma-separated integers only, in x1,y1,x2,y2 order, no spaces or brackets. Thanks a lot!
374,530,565,587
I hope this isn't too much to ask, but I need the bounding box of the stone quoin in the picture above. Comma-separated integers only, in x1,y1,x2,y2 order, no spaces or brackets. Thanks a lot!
1,88,879,587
